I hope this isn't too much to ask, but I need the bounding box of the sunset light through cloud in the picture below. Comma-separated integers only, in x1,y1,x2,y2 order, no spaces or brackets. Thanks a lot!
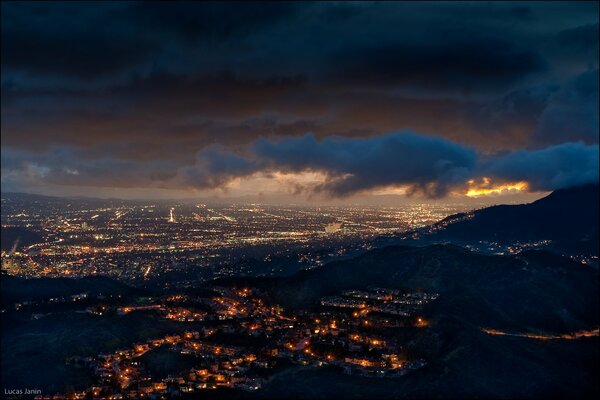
465,178,529,198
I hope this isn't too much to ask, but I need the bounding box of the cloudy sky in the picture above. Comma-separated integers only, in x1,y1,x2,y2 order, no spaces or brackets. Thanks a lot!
1,1,598,204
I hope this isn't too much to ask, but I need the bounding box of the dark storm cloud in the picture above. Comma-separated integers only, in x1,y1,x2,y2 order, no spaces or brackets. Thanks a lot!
483,142,599,191
0,2,157,78
555,22,599,64
330,37,546,91
1,1,598,197
175,132,598,197
1,73,325,175
535,69,599,145
0,1,305,82
122,1,302,43
1,146,180,191
463,84,558,147
3,132,598,197
251,133,477,197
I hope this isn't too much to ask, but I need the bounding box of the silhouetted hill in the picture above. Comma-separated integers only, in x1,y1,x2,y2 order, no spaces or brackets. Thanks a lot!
1,227,44,252
0,275,144,304
1,243,597,398
267,244,598,332
246,244,599,398
407,184,599,255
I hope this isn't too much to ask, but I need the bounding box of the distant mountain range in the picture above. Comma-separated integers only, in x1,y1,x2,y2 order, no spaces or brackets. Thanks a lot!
392,184,599,256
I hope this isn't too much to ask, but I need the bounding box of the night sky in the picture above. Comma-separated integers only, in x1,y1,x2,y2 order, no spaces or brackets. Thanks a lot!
1,1,598,203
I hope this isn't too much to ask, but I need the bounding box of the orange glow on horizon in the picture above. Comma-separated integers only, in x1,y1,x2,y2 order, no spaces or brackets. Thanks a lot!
465,178,528,197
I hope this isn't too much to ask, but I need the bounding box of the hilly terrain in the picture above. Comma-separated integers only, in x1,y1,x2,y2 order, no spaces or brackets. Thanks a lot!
267,245,598,331
0,275,146,305
242,244,599,399
391,184,599,256
206,240,600,399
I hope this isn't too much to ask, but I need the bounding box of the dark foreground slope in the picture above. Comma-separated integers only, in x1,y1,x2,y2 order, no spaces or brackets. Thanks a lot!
1,244,598,398
248,244,599,399
399,184,599,255
0,227,44,252
0,274,144,305
270,245,598,332
257,322,598,400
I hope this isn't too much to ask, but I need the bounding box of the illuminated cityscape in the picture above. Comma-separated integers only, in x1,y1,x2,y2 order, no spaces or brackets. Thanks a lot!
1,1,598,399
51,287,436,398
1,188,598,399
1,194,469,282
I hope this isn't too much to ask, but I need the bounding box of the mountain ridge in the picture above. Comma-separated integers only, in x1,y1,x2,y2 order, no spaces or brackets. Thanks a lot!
395,183,599,256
